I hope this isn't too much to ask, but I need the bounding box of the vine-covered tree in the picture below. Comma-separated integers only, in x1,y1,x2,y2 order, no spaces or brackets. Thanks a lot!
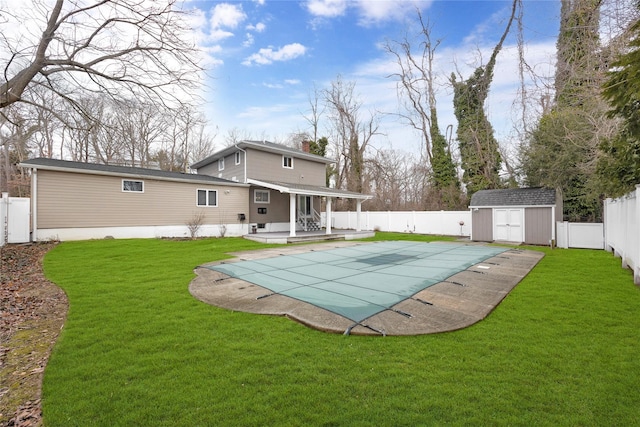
451,0,518,197
385,10,460,209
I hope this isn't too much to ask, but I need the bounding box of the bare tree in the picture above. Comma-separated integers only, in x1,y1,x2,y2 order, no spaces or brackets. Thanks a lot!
114,100,166,168
302,84,325,144
0,0,202,117
157,106,217,171
385,10,440,163
324,76,380,209
224,127,253,147
188,124,217,168
0,106,37,195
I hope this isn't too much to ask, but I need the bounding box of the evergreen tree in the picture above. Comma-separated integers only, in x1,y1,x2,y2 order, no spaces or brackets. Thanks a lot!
308,136,336,187
430,107,461,209
522,0,606,220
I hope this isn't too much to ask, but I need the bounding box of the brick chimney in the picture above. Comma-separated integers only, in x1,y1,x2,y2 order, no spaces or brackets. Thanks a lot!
301,140,310,153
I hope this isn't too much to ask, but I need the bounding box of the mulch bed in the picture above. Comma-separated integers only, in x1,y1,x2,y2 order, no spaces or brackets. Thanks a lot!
0,243,68,427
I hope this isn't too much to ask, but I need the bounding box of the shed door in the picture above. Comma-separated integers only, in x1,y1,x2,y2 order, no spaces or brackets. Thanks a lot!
494,209,523,242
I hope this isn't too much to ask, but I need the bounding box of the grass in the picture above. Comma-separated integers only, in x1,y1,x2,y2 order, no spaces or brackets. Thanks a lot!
41,234,640,426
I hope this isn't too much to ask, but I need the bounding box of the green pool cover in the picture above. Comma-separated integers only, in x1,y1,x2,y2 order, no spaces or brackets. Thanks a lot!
207,241,508,323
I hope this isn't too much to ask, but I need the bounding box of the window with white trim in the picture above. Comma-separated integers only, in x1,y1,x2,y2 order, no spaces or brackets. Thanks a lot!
254,189,270,204
122,180,143,192
218,157,225,171
197,189,218,207
282,156,293,169
235,151,241,165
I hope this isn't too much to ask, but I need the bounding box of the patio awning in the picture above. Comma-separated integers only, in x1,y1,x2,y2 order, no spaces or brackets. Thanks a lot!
247,179,372,200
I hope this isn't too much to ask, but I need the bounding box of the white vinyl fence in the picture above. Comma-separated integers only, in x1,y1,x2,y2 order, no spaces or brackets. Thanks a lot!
556,222,604,250
1,193,30,246
324,210,472,237
604,186,640,285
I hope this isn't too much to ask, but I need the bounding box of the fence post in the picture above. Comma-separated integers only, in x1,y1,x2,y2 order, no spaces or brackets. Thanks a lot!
1,193,7,247
635,186,640,285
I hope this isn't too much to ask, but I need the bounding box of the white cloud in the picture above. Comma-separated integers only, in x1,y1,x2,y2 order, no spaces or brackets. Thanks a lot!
210,28,235,42
261,79,302,89
306,0,431,26
246,22,266,32
243,33,255,47
242,43,307,66
306,0,348,18
355,0,428,26
210,3,247,29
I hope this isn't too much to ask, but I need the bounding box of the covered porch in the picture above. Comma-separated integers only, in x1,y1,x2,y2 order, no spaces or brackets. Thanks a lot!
246,179,373,241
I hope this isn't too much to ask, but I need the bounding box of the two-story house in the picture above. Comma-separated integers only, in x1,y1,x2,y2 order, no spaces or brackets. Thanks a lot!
191,140,372,238
18,140,371,242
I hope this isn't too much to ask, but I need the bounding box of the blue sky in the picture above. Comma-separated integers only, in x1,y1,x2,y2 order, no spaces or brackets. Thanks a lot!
187,0,560,156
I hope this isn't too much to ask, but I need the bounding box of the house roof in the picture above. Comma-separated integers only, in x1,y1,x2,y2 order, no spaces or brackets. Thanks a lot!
190,140,335,170
469,187,556,207
248,179,373,200
19,158,247,187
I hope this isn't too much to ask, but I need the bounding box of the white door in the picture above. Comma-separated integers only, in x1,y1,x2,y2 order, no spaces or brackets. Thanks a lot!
494,208,523,242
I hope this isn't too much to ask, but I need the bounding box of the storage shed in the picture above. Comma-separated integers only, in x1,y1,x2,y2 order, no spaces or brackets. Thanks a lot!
469,187,560,245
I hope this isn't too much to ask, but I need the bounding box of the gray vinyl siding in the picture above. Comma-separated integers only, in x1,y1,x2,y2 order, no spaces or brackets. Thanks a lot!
196,162,220,177
248,188,322,224
472,208,493,242
246,150,326,186
524,207,553,245
197,152,245,182
218,151,245,182
36,170,249,228
249,186,290,223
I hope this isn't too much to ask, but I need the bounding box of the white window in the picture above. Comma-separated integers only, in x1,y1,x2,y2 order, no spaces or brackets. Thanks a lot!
197,189,218,207
218,158,225,171
122,180,143,192
282,156,293,169
235,151,241,165
254,189,270,204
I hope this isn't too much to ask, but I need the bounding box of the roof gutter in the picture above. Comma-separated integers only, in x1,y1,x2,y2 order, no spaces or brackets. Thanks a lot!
18,162,249,187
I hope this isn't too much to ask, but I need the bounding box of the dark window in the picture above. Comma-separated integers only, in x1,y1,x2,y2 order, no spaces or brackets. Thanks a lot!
282,156,293,168
197,189,217,207
122,180,143,192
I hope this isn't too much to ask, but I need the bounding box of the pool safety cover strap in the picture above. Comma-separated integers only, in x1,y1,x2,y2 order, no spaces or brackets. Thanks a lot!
207,241,508,323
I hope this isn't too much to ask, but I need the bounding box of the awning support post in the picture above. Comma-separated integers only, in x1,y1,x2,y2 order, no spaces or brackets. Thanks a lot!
289,193,297,237
325,197,332,234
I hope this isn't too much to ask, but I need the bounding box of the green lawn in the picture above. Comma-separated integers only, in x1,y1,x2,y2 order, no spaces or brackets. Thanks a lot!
42,234,640,426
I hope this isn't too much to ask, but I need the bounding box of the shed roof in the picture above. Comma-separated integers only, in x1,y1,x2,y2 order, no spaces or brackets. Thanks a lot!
20,158,247,187
469,187,556,207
